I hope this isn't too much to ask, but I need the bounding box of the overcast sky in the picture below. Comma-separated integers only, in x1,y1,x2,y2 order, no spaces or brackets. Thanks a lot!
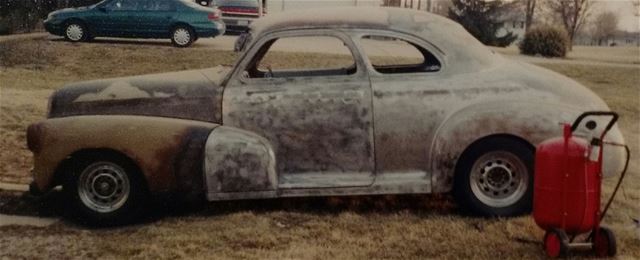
593,0,638,31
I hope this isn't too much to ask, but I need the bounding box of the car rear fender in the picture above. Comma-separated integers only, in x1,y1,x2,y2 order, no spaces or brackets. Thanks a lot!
428,100,583,193
28,115,218,195
203,126,277,199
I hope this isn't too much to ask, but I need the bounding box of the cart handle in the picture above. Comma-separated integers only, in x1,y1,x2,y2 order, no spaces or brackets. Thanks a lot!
570,111,618,134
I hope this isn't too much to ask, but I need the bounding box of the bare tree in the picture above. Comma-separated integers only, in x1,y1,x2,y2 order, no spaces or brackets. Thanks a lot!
545,0,592,50
524,0,537,32
590,11,619,46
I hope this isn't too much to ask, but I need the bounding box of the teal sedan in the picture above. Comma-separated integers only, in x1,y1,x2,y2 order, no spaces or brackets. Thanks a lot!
44,0,225,47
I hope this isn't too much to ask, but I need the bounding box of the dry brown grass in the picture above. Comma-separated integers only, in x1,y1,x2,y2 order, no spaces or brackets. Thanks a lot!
0,38,638,259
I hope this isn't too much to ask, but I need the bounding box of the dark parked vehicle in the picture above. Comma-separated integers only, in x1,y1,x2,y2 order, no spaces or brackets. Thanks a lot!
44,0,225,47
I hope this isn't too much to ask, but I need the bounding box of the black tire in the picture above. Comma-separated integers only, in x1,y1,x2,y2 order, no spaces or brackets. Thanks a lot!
63,153,148,226
544,228,570,258
170,25,195,48
63,21,89,42
593,227,617,257
453,136,534,217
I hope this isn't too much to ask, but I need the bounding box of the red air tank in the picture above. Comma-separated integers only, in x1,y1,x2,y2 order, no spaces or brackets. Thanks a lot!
533,124,599,234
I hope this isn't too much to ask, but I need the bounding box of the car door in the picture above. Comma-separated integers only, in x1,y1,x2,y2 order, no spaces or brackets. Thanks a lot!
94,0,141,37
354,31,447,182
136,0,176,37
222,30,375,188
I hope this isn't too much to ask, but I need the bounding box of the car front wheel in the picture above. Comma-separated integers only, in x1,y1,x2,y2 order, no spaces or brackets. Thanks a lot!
63,154,147,226
171,26,195,48
453,137,534,217
64,21,88,42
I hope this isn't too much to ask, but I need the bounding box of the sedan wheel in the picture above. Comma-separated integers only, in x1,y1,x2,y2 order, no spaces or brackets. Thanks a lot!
453,137,534,217
171,26,194,47
64,22,86,42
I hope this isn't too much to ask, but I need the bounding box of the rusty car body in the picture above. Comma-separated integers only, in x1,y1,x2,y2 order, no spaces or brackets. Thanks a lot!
27,7,626,224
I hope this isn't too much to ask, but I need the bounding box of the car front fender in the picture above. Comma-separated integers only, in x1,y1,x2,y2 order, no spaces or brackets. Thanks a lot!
27,115,219,194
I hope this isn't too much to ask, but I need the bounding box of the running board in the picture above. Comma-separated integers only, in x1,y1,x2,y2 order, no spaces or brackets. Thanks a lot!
206,171,431,201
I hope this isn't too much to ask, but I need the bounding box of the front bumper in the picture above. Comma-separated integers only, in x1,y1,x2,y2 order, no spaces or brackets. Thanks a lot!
43,18,64,36
602,125,627,178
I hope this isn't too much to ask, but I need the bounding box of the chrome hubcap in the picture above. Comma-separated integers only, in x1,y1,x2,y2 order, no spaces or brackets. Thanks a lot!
66,24,84,41
470,151,528,208
173,28,191,46
78,162,130,213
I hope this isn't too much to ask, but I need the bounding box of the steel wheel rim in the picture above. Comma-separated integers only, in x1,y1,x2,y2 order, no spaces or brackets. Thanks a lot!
66,24,84,41
78,161,130,213
469,151,528,208
173,28,191,46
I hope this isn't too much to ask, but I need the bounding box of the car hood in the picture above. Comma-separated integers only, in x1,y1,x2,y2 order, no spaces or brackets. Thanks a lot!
49,6,90,17
48,66,231,123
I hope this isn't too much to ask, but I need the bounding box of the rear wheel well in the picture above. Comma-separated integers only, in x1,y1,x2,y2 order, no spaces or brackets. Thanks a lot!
171,23,195,33
458,134,535,164
52,148,147,191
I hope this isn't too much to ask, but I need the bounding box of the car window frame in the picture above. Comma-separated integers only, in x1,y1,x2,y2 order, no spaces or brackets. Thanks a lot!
138,0,177,12
230,29,368,85
351,29,447,77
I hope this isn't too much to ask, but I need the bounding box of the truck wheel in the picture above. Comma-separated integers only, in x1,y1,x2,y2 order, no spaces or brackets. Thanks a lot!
171,26,195,47
544,228,569,258
64,21,88,42
63,154,147,226
453,137,534,217
593,227,617,257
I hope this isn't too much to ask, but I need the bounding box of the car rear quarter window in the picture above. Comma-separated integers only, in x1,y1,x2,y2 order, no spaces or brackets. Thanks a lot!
360,35,441,74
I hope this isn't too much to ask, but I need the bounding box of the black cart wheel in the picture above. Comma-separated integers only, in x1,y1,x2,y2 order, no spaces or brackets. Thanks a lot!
453,137,534,217
593,227,617,257
63,153,147,226
544,228,569,258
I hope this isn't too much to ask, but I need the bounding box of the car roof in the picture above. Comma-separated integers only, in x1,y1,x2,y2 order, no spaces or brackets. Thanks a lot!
249,7,501,73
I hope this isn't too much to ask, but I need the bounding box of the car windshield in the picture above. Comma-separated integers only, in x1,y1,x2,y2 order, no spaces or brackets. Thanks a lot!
89,0,110,8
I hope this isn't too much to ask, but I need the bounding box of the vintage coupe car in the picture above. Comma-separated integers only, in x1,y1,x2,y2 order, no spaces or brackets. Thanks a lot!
43,0,225,47
28,7,625,224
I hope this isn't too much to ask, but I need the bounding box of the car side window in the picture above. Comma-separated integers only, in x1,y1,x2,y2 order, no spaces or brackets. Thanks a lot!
244,35,356,79
105,0,138,11
141,0,175,11
359,35,441,74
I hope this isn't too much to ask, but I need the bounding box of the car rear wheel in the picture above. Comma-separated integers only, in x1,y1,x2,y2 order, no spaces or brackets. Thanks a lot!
63,153,147,226
171,26,195,48
64,21,88,42
453,137,534,217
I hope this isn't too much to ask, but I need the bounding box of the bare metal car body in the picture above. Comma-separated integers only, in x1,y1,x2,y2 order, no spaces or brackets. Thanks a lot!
28,7,625,222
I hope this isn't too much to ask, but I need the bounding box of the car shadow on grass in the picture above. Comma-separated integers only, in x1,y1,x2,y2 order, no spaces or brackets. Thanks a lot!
49,37,174,47
0,189,459,228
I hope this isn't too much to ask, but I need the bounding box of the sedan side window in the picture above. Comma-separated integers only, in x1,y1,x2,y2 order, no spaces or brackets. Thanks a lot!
244,36,356,79
105,0,138,11
360,35,441,74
